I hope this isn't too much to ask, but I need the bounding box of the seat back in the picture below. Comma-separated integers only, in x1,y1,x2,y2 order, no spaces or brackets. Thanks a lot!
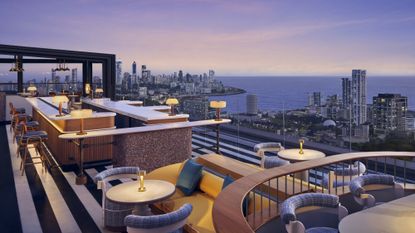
125,203,192,233
349,174,404,208
94,167,140,207
280,193,348,233
253,142,285,167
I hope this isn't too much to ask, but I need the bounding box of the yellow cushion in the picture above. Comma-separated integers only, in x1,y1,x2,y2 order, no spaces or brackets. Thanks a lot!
164,193,215,233
199,171,224,199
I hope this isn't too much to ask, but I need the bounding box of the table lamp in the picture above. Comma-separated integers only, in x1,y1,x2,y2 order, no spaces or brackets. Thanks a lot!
138,170,146,192
70,109,93,135
85,83,91,98
166,98,179,116
27,86,37,97
95,88,103,98
210,101,227,121
52,95,69,117
299,139,305,155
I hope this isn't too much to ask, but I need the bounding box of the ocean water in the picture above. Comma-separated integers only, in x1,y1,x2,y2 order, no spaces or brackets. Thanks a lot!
210,76,415,113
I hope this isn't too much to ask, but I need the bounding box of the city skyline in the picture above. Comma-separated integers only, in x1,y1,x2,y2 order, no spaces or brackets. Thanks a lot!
1,0,415,76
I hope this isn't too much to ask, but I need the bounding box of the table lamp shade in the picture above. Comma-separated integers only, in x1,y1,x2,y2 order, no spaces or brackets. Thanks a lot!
85,83,91,94
70,109,93,118
210,101,226,109
95,88,103,93
27,86,37,92
52,95,69,104
166,98,179,105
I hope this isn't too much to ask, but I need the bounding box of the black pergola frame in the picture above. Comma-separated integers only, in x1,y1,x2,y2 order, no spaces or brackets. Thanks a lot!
0,44,116,99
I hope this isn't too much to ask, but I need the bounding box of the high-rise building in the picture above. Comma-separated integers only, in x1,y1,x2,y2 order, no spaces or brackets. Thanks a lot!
132,61,137,75
116,60,122,85
246,94,258,115
372,93,408,134
352,69,367,125
71,68,78,84
342,77,351,109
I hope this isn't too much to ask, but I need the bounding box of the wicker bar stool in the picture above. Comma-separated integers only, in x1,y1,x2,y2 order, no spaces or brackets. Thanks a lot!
9,102,26,132
16,123,48,176
13,115,40,143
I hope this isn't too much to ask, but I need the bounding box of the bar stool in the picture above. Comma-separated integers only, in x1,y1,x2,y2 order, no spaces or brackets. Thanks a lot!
16,122,48,176
9,102,26,132
13,115,40,143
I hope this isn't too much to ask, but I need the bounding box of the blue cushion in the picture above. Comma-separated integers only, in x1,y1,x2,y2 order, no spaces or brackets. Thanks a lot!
306,227,338,233
222,175,234,189
176,160,203,196
221,175,248,216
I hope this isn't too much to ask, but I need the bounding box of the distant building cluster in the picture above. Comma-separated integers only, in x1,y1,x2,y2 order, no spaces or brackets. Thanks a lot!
305,69,411,143
115,60,224,102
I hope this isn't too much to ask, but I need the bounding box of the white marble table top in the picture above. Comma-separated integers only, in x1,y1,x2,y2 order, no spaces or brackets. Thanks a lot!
278,149,326,162
339,193,415,233
82,98,189,122
25,97,115,121
106,180,175,205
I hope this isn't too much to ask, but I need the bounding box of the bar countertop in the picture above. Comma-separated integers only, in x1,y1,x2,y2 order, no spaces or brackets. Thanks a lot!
26,97,116,120
82,98,189,123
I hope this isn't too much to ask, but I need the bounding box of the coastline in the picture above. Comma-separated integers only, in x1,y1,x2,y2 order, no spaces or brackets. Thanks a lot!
204,86,246,97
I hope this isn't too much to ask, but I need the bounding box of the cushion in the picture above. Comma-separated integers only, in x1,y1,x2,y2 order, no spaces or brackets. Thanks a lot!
306,227,338,233
176,160,203,196
280,193,339,224
163,193,215,233
222,175,248,215
199,171,223,198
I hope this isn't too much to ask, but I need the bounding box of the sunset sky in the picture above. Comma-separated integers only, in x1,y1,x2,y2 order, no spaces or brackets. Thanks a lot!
1,0,415,77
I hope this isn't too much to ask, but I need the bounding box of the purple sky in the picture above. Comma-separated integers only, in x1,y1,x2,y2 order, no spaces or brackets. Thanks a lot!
1,0,415,77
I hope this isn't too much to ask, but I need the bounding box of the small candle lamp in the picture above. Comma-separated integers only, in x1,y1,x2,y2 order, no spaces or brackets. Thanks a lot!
166,98,179,116
85,83,92,98
138,170,146,192
70,109,93,135
299,139,305,155
52,95,69,117
27,86,37,97
95,88,104,98
210,101,227,121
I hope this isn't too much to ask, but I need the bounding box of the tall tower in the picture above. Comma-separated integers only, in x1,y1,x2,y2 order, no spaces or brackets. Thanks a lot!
246,94,258,115
71,68,78,84
116,60,122,85
352,69,367,125
132,61,137,75
342,77,351,108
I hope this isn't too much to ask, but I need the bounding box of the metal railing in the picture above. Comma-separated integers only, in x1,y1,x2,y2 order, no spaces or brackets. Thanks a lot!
212,151,415,233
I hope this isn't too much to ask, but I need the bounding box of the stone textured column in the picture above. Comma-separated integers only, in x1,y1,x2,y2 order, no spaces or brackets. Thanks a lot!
113,127,192,172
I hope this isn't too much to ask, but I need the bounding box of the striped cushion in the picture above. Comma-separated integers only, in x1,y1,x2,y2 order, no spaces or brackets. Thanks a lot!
15,121,40,130
263,156,289,168
16,131,48,142
322,175,349,188
94,167,140,183
124,203,192,229
280,193,339,224
254,142,283,152
13,108,26,114
349,174,395,197
332,161,366,176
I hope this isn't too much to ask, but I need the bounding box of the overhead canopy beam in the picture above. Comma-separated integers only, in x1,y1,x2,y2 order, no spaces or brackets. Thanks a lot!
0,58,103,64
0,44,116,99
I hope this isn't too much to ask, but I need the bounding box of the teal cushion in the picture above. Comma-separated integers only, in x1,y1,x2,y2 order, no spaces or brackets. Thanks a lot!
222,175,248,216
176,160,203,196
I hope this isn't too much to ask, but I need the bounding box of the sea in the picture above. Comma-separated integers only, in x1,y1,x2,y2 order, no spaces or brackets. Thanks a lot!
209,76,415,113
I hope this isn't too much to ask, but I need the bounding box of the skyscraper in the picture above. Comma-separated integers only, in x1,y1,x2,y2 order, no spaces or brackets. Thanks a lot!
246,94,258,115
372,94,408,134
132,61,137,75
352,69,367,125
116,60,122,85
342,77,351,108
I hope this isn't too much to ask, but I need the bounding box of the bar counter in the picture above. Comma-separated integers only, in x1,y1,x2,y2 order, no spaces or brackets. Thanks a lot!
82,98,189,127
26,97,115,167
